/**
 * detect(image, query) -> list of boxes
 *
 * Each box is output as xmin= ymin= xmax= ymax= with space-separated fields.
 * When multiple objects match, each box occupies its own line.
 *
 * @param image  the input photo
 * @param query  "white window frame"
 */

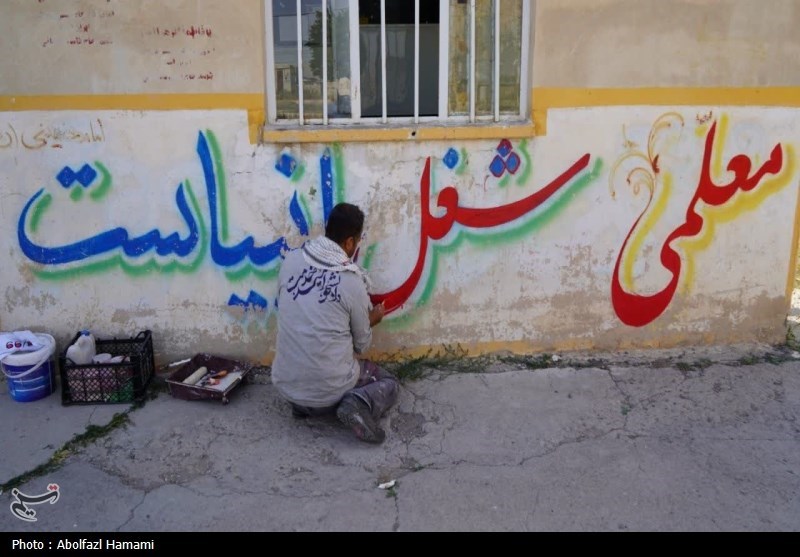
xmin=264 ymin=0 xmax=531 ymax=127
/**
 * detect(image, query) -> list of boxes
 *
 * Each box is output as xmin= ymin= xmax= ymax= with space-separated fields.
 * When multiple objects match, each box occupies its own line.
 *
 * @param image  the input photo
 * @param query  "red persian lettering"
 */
xmin=611 ymin=121 xmax=784 ymax=327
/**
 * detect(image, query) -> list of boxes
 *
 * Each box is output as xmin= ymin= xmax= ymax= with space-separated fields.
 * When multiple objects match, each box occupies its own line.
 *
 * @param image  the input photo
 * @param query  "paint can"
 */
xmin=1 ymin=334 xmax=57 ymax=402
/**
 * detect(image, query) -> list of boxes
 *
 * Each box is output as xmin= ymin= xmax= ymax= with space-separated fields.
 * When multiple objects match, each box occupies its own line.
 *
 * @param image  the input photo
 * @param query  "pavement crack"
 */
xmin=607 ymin=369 xmax=634 ymax=427
xmin=392 ymin=491 xmax=400 ymax=532
xmin=116 ymin=491 xmax=147 ymax=531
xmin=518 ymin=427 xmax=626 ymax=465
xmin=87 ymin=407 xmax=97 ymax=426
xmin=405 ymin=384 xmax=457 ymax=454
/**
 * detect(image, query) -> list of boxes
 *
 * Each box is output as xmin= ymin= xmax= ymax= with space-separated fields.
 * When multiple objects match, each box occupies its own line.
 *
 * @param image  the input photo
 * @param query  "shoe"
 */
xmin=336 ymin=395 xmax=386 ymax=444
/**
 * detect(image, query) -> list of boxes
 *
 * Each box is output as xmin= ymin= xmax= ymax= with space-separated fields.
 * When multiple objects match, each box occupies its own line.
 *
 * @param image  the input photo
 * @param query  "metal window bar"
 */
xmin=380 ymin=0 xmax=388 ymax=123
xmin=323 ymin=0 xmax=328 ymax=124
xmin=438 ymin=0 xmax=449 ymax=120
xmin=469 ymin=0 xmax=476 ymax=123
xmin=519 ymin=0 xmax=531 ymax=120
xmin=349 ymin=0 xmax=361 ymax=121
xmin=264 ymin=0 xmax=277 ymax=123
xmin=267 ymin=0 xmax=528 ymax=126
xmin=494 ymin=0 xmax=500 ymax=122
xmin=414 ymin=0 xmax=420 ymax=124
xmin=296 ymin=0 xmax=304 ymax=125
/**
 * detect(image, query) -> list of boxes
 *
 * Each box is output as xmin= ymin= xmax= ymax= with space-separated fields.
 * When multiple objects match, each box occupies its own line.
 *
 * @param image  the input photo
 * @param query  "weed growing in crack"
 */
xmin=0 ymin=381 xmax=165 ymax=494
xmin=786 ymin=326 xmax=800 ymax=352
xmin=694 ymin=358 xmax=713 ymax=369
xmin=517 ymin=354 xmax=557 ymax=370
xmin=382 ymin=353 xmax=434 ymax=383
xmin=738 ymin=354 xmax=760 ymax=366
xmin=676 ymin=359 xmax=713 ymax=373
xmin=764 ymin=353 xmax=780 ymax=365
xmin=582 ymin=358 xmax=612 ymax=370
xmin=379 ymin=342 xmax=793 ymax=385
xmin=381 ymin=344 xmax=474 ymax=382
xmin=0 ymin=412 xmax=131 ymax=494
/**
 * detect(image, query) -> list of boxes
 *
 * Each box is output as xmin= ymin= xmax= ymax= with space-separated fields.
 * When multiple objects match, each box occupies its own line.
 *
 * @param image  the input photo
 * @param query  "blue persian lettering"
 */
xmin=18 ymin=183 xmax=199 ymax=265
xmin=17 ymin=131 xmax=343 ymax=272
xmin=197 ymin=132 xmax=288 ymax=267
xmin=228 ymin=290 xmax=269 ymax=310
xmin=320 ymin=148 xmax=334 ymax=224
xmin=443 ymin=148 xmax=460 ymax=170
xmin=289 ymin=191 xmax=309 ymax=236
xmin=275 ymin=152 xmax=297 ymax=178
xmin=57 ymin=164 xmax=97 ymax=189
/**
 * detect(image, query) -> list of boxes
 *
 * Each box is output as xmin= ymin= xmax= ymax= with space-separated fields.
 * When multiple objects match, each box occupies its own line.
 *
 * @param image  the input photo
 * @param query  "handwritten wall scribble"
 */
xmin=9 ymin=1 xmax=258 ymax=91
xmin=0 ymin=119 xmax=106 ymax=151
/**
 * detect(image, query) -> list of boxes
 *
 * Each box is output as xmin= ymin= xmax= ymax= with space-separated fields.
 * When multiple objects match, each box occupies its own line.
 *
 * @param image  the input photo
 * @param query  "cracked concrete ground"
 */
xmin=1 ymin=341 xmax=798 ymax=532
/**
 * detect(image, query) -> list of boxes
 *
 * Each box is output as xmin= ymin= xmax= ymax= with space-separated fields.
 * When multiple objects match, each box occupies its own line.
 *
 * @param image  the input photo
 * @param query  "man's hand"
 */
xmin=369 ymin=302 xmax=385 ymax=327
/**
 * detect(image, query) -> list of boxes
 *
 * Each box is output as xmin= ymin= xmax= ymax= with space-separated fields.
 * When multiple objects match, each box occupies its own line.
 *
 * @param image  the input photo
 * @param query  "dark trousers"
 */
xmin=290 ymin=360 xmax=400 ymax=419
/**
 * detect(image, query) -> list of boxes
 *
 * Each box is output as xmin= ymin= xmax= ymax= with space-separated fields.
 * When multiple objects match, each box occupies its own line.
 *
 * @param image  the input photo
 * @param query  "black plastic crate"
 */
xmin=59 ymin=330 xmax=154 ymax=405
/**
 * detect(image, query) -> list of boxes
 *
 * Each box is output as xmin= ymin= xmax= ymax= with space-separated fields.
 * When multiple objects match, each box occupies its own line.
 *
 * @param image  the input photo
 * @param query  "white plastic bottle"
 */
xmin=66 ymin=330 xmax=96 ymax=365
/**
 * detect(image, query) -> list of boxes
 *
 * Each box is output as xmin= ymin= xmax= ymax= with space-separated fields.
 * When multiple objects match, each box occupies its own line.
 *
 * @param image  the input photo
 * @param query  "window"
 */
xmin=265 ymin=0 xmax=530 ymax=127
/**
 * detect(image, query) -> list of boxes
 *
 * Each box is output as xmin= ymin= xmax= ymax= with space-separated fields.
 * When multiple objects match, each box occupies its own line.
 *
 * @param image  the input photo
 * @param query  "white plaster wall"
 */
xmin=1 ymin=107 xmax=797 ymax=362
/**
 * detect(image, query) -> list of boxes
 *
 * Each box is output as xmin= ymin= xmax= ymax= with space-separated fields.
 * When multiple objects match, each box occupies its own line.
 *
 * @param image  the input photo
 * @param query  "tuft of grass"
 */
xmin=676 ymin=359 xmax=713 ymax=373
xmin=786 ymin=326 xmax=800 ymax=352
xmin=765 ymin=352 xmax=786 ymax=365
xmin=738 ymin=354 xmax=759 ymax=366
xmin=510 ymin=353 xmax=557 ymax=370
xmin=382 ymin=353 xmax=434 ymax=383
xmin=381 ymin=344 xmax=472 ymax=382
xmin=694 ymin=358 xmax=713 ymax=370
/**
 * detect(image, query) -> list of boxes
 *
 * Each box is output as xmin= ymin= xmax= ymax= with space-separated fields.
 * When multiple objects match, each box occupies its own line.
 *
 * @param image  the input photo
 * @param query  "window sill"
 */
xmin=260 ymin=121 xmax=536 ymax=144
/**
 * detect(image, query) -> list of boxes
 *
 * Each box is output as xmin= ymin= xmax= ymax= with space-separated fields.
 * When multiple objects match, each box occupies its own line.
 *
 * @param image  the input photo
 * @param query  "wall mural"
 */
xmin=11 ymin=111 xmax=797 ymax=333
xmin=609 ymin=112 xmax=794 ymax=327
xmin=369 ymin=151 xmax=596 ymax=314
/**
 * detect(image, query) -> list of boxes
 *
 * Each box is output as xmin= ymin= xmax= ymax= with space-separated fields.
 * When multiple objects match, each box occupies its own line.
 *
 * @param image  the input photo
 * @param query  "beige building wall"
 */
xmin=1 ymin=1 xmax=799 ymax=363
xmin=534 ymin=0 xmax=800 ymax=88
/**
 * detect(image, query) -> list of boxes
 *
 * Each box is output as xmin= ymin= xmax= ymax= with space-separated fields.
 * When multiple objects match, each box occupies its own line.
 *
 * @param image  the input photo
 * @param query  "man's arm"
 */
xmin=369 ymin=302 xmax=385 ymax=327
xmin=348 ymin=280 xmax=374 ymax=355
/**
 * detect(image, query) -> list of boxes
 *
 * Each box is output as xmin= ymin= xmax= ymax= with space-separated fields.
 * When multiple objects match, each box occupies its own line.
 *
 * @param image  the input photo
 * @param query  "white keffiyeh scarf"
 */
xmin=302 ymin=236 xmax=372 ymax=290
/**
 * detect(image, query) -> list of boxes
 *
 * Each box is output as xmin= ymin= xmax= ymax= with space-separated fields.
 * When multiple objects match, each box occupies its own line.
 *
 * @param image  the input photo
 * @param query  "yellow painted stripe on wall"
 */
xmin=533 ymin=87 xmax=800 ymax=136
xmin=4 ymin=87 xmax=799 ymax=144
xmin=0 ymin=94 xmax=265 ymax=144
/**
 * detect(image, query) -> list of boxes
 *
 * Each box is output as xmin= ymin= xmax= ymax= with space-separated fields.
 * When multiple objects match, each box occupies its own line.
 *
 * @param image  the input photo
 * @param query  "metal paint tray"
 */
xmin=166 ymin=353 xmax=253 ymax=405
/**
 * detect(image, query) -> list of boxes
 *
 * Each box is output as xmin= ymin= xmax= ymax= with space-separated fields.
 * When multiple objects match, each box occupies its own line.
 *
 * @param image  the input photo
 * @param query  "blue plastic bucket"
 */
xmin=1 ymin=334 xmax=56 ymax=402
